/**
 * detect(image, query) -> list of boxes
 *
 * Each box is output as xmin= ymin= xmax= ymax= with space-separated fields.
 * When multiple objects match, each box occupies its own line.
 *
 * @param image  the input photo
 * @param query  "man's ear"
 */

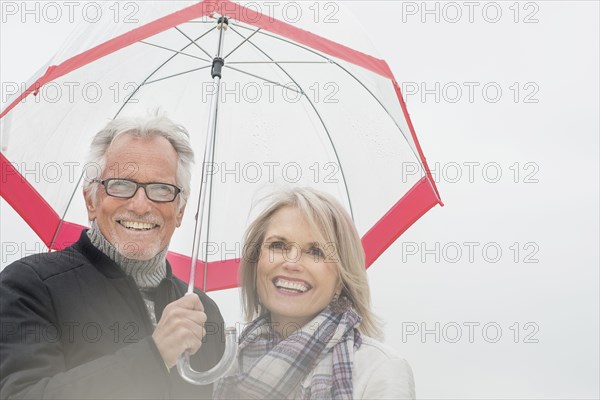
xmin=84 ymin=190 xmax=97 ymax=221
xmin=175 ymin=202 xmax=186 ymax=228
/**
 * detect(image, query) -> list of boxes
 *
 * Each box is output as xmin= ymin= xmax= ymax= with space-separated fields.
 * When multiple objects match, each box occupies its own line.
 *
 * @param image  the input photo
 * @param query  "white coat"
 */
xmin=300 ymin=336 xmax=416 ymax=399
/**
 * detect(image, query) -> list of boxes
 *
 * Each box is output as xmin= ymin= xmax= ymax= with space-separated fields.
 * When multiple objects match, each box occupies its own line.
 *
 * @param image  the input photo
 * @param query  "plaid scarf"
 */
xmin=213 ymin=307 xmax=362 ymax=399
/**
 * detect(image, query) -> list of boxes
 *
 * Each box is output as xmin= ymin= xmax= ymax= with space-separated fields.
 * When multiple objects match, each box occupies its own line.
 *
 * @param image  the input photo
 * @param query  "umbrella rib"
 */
xmin=226 ymin=61 xmax=328 ymax=64
xmin=139 ymin=40 xmax=211 ymax=62
xmin=231 ymin=22 xmax=431 ymax=187
xmin=112 ymin=29 xmax=216 ymax=118
xmin=223 ymin=26 xmax=262 ymax=60
xmin=222 ymin=65 xmax=303 ymax=94
xmin=230 ymin=22 xmax=328 ymax=62
xmin=227 ymin=25 xmax=355 ymax=219
xmin=49 ymin=174 xmax=87 ymax=251
xmin=226 ymin=24 xmax=329 ymax=69
xmin=144 ymin=65 xmax=211 ymax=86
xmin=330 ymin=61 xmax=431 ymax=184
xmin=175 ymin=26 xmax=213 ymax=59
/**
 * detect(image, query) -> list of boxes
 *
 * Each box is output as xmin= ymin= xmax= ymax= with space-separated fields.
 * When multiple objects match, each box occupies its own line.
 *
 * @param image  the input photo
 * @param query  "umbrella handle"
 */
xmin=177 ymin=326 xmax=237 ymax=385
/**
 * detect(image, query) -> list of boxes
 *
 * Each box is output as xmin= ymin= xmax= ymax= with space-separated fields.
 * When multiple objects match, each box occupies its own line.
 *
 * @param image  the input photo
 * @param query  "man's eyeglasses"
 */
xmin=92 ymin=178 xmax=182 ymax=203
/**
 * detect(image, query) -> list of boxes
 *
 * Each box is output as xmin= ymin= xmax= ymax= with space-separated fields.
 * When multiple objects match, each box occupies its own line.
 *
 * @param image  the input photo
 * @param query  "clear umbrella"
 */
xmin=0 ymin=0 xmax=443 ymax=384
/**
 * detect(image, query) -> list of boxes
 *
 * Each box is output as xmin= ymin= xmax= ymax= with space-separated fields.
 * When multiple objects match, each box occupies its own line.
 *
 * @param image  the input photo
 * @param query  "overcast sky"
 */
xmin=1 ymin=1 xmax=599 ymax=398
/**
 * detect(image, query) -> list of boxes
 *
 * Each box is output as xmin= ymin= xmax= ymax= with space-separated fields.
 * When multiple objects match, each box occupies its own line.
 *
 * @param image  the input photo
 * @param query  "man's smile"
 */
xmin=117 ymin=220 xmax=159 ymax=231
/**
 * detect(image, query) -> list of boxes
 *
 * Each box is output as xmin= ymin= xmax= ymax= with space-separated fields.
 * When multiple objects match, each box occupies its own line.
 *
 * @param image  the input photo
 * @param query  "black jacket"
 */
xmin=0 ymin=231 xmax=225 ymax=399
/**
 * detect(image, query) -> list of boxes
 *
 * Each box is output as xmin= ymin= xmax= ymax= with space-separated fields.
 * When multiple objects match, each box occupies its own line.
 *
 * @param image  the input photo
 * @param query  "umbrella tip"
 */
xmin=217 ymin=16 xmax=229 ymax=30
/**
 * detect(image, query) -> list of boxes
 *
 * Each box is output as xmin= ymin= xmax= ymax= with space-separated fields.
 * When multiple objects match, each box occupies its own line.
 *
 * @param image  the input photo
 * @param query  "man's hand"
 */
xmin=152 ymin=293 xmax=207 ymax=369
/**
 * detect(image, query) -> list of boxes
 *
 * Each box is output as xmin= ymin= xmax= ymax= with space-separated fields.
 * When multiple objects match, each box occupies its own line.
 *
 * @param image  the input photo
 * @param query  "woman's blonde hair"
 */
xmin=239 ymin=187 xmax=382 ymax=339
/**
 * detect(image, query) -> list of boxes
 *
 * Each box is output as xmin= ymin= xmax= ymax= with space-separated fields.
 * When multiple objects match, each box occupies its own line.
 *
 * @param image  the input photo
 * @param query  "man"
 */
xmin=0 ymin=115 xmax=225 ymax=399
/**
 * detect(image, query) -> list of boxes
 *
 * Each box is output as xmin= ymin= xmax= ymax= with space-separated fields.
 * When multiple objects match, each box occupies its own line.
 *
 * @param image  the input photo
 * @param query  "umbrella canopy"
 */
xmin=0 ymin=0 xmax=442 ymax=292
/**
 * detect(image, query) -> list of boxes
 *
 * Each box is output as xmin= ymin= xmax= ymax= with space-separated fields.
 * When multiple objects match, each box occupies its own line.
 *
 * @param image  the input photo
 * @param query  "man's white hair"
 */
xmin=82 ymin=114 xmax=195 ymax=210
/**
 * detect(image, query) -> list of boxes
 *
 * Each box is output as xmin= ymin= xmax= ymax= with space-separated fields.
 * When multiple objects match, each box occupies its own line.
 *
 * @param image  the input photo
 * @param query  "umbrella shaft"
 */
xmin=188 ymin=19 xmax=228 ymax=294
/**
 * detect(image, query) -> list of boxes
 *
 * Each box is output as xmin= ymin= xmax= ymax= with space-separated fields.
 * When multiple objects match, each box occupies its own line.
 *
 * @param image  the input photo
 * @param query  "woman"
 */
xmin=214 ymin=187 xmax=415 ymax=399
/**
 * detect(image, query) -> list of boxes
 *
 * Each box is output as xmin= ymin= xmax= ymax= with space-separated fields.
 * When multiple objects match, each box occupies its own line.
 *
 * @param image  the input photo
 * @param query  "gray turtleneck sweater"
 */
xmin=87 ymin=222 xmax=167 ymax=326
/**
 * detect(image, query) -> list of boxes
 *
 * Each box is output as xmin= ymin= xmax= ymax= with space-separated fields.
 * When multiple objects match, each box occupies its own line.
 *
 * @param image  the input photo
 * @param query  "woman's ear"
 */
xmin=336 ymin=277 xmax=343 ymax=296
